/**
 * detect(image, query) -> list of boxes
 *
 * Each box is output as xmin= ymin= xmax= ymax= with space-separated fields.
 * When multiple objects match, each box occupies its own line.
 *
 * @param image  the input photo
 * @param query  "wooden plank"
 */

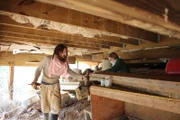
xmin=0 ymin=0 xmax=158 ymax=42
xmin=0 ymin=35 xmax=100 ymax=50
xmin=0 ymin=52 xmax=76 ymax=66
xmin=125 ymin=103 xmax=180 ymax=120
xmin=0 ymin=31 xmax=101 ymax=48
xmin=1 ymin=15 xmax=180 ymax=49
xmin=92 ymin=48 xmax=180 ymax=61
xmin=116 ymin=48 xmax=180 ymax=60
xmin=103 ymin=46 xmax=180 ymax=60
xmin=90 ymin=86 xmax=180 ymax=114
xmin=36 ymin=0 xmax=180 ymax=39
xmin=112 ymin=76 xmax=180 ymax=99
xmin=91 ymin=73 xmax=180 ymax=99
xmin=0 ymin=52 xmax=45 ymax=66
xmin=8 ymin=64 xmax=14 ymax=100
xmin=0 ymin=15 xmax=140 ymax=46
xmin=0 ymin=24 xmax=128 ymax=48
xmin=91 ymin=94 xmax=125 ymax=120
xmin=0 ymin=38 xmax=100 ymax=50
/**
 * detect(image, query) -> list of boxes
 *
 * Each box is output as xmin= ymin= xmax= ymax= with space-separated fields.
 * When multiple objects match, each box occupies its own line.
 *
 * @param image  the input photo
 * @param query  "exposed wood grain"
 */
xmin=0 ymin=33 xmax=101 ymax=50
xmin=0 ymin=16 xmax=138 ymax=48
xmin=36 ymin=0 xmax=180 ymax=39
xmin=8 ymin=64 xmax=14 ymax=100
xmin=91 ymin=73 xmax=180 ymax=99
xmin=91 ymin=47 xmax=180 ymax=61
xmin=91 ymin=94 xmax=125 ymax=120
xmin=1 ymin=15 xmax=180 ymax=51
xmin=0 ymin=0 xmax=158 ymax=42
xmin=0 ymin=15 xmax=140 ymax=46
xmin=0 ymin=52 xmax=76 ymax=66
xmin=125 ymin=103 xmax=180 ymax=120
xmin=91 ymin=86 xmax=180 ymax=114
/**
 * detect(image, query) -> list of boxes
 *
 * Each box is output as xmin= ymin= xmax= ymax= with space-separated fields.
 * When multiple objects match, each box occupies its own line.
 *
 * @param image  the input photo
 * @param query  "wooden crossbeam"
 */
xmin=0 ymin=52 xmax=76 ymax=66
xmin=0 ymin=36 xmax=100 ymax=50
xmin=91 ymin=47 xmax=180 ymax=61
xmin=0 ymin=30 xmax=104 ymax=49
xmin=1 ymin=19 xmax=180 ymax=51
xmin=36 ymin=0 xmax=180 ymax=39
xmin=0 ymin=17 xmax=136 ymax=48
xmin=0 ymin=15 xmax=140 ymax=46
xmin=91 ymin=73 xmax=180 ymax=99
xmin=0 ymin=0 xmax=158 ymax=42
xmin=116 ymin=48 xmax=180 ymax=60
xmin=0 ymin=23 xmax=128 ymax=48
xmin=91 ymin=86 xmax=180 ymax=114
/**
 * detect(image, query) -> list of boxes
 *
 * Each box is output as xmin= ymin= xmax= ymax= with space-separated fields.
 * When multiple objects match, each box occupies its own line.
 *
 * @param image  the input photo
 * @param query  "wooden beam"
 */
xmin=0 ymin=15 xmax=139 ymax=46
xmin=91 ymin=94 xmax=124 ymax=120
xmin=91 ymin=86 xmax=180 ymax=114
xmin=0 ymin=31 xmax=99 ymax=47
xmin=0 ymin=25 xmax=125 ymax=48
xmin=91 ymin=48 xmax=180 ymax=61
xmin=1 ymin=13 xmax=177 ymax=49
xmin=116 ymin=48 xmax=180 ymax=60
xmin=0 ymin=32 xmax=101 ymax=50
xmin=0 ymin=38 xmax=100 ymax=50
xmin=0 ymin=0 xmax=158 ymax=42
xmin=0 ymin=52 xmax=76 ymax=66
xmin=91 ymin=73 xmax=180 ymax=99
xmin=0 ymin=52 xmax=45 ymax=66
xmin=36 ymin=0 xmax=180 ymax=39
xmin=109 ymin=48 xmax=180 ymax=60
xmin=126 ymin=103 xmax=180 ymax=120
xmin=0 ymin=23 xmax=126 ymax=48
xmin=8 ymin=63 xmax=14 ymax=100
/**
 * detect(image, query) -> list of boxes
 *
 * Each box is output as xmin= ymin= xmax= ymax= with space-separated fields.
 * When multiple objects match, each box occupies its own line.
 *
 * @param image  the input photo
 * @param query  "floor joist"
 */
xmin=37 ymin=0 xmax=180 ymax=39
xmin=91 ymin=86 xmax=180 ymax=114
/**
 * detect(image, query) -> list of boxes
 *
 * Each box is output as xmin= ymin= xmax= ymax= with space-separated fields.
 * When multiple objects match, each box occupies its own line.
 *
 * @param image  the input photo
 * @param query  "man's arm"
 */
xmin=67 ymin=68 xmax=82 ymax=81
xmin=31 ymin=56 xmax=47 ymax=87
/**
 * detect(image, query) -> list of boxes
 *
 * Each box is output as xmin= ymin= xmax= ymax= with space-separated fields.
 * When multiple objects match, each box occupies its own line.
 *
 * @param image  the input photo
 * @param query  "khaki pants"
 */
xmin=40 ymin=83 xmax=61 ymax=114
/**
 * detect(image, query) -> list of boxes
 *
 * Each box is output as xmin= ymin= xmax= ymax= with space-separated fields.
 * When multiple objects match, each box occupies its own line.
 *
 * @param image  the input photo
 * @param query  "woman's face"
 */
xmin=108 ymin=57 xmax=116 ymax=65
xmin=108 ymin=57 xmax=114 ymax=62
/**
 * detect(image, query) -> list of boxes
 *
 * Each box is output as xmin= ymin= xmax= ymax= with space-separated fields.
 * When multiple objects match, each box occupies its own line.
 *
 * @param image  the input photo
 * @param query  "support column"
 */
xmin=8 ymin=62 xmax=14 ymax=100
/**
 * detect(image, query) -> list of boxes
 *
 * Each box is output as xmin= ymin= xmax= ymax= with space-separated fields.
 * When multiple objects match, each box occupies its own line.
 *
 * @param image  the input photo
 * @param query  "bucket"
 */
xmin=104 ymin=76 xmax=112 ymax=87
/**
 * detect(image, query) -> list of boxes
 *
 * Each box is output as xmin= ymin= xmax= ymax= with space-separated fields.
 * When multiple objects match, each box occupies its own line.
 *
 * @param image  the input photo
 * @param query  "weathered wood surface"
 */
xmin=91 ymin=73 xmax=180 ymax=99
xmin=8 ymin=65 xmax=14 ymax=100
xmin=0 ymin=0 xmax=158 ymax=42
xmin=91 ymin=94 xmax=125 ymax=120
xmin=91 ymin=86 xmax=180 ymax=114
xmin=0 ymin=15 xmax=140 ymax=46
xmin=125 ymin=103 xmax=180 ymax=120
xmin=36 ymin=0 xmax=180 ymax=39
xmin=92 ymin=48 xmax=180 ymax=61
xmin=0 ymin=52 xmax=76 ymax=66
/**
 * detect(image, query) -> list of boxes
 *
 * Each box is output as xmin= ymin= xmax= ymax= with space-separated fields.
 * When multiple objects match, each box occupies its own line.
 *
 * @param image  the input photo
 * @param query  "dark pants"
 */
xmin=44 ymin=113 xmax=58 ymax=120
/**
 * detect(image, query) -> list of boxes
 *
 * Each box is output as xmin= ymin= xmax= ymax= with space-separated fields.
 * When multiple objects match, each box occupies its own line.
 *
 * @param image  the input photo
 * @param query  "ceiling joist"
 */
xmin=0 ymin=15 xmax=140 ymax=47
xmin=36 ymin=0 xmax=180 ymax=39
xmin=0 ymin=0 xmax=158 ymax=43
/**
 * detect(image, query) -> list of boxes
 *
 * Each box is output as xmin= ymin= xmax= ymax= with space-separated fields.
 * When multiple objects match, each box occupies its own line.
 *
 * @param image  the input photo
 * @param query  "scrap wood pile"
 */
xmin=0 ymin=93 xmax=90 ymax=120
xmin=59 ymin=98 xmax=90 ymax=120
xmin=0 ymin=94 xmax=42 ymax=120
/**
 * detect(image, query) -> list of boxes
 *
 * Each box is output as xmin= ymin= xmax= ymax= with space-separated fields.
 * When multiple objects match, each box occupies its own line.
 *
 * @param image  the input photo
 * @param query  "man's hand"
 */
xmin=30 ymin=81 xmax=41 ymax=90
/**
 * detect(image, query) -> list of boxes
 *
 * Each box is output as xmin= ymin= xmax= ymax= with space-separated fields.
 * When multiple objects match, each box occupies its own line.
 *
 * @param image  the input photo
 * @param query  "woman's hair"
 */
xmin=108 ymin=52 xmax=119 ymax=59
xmin=53 ymin=44 xmax=68 ymax=62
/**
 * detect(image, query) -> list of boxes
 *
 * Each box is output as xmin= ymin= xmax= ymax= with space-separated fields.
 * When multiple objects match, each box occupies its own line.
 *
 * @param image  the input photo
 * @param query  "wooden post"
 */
xmin=8 ymin=62 xmax=14 ymax=100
